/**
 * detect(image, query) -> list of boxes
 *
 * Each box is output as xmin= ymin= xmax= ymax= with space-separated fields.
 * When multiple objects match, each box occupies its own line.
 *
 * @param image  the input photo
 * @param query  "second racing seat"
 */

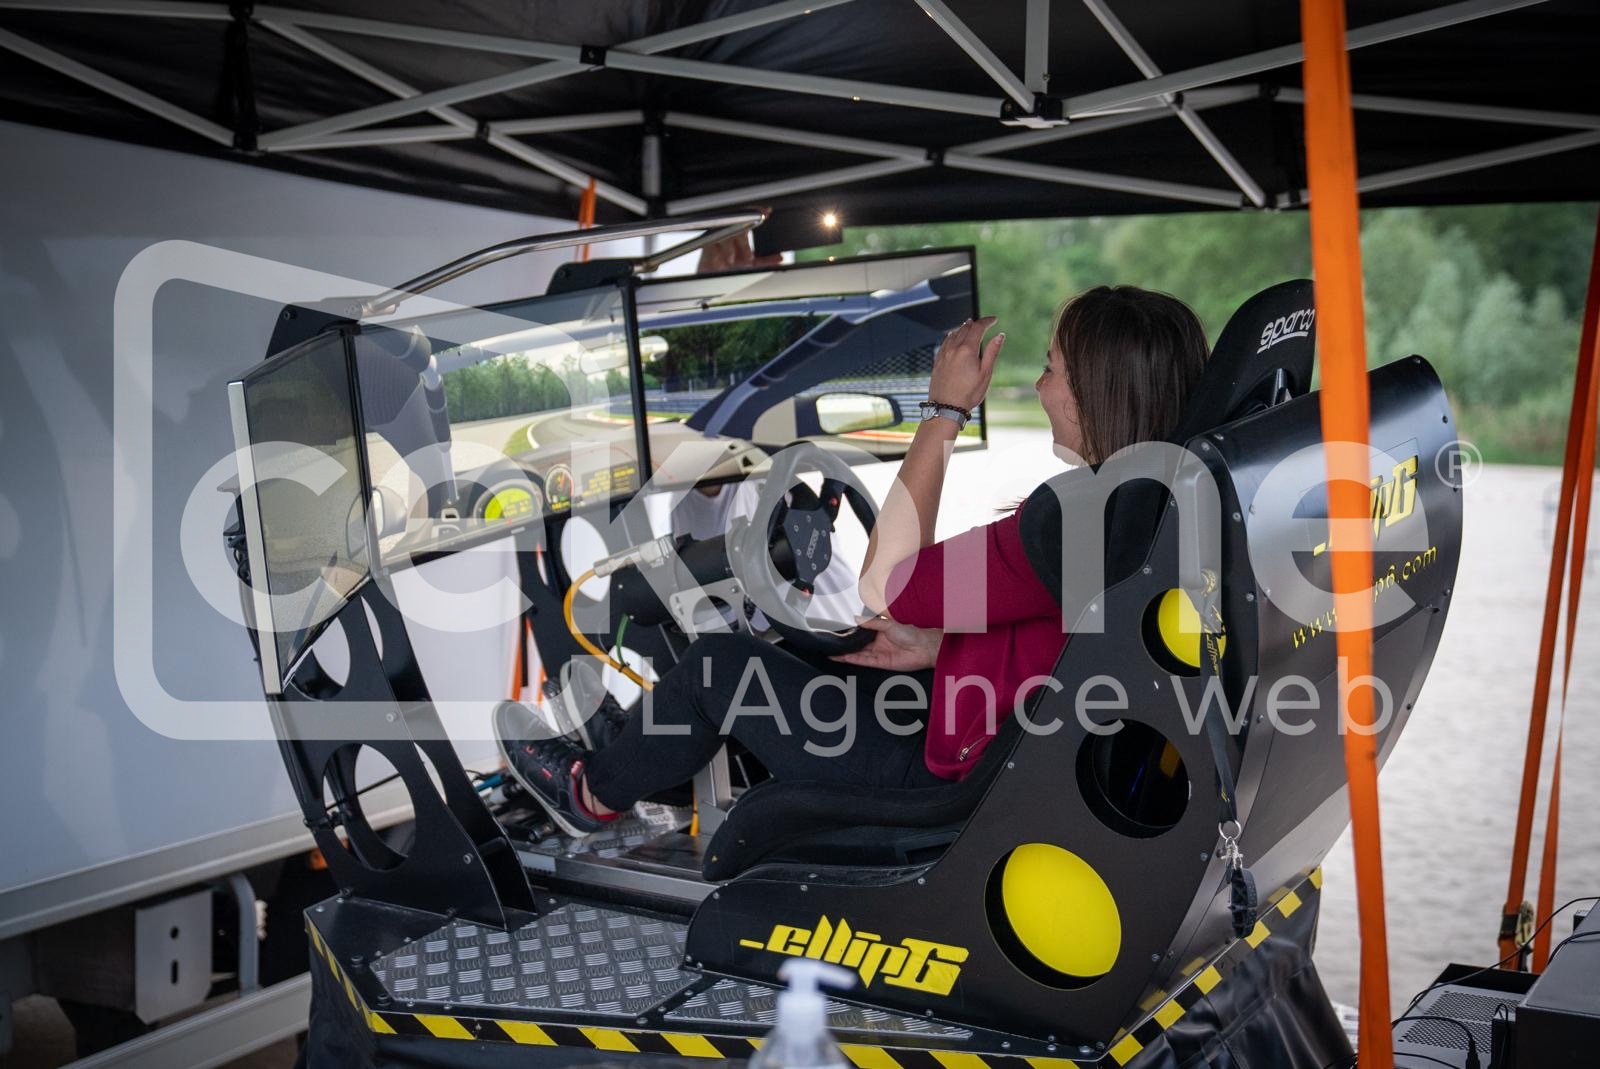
xmin=703 ymin=280 xmax=1323 ymax=880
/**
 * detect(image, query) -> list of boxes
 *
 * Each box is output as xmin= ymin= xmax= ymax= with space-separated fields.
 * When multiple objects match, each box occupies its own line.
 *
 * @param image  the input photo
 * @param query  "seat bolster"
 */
xmin=702 ymin=778 xmax=981 ymax=881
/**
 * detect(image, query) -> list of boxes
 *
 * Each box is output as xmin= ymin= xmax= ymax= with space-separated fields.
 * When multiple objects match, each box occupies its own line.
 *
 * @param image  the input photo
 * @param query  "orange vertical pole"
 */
xmin=576 ymin=177 xmax=598 ymax=263
xmin=1529 ymin=218 xmax=1600 ymax=969
xmin=1299 ymin=1 xmax=1394 ymax=1065
xmin=1500 ymin=217 xmax=1600 ymax=968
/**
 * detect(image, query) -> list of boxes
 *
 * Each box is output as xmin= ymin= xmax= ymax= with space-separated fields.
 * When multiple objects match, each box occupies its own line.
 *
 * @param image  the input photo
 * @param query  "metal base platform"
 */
xmin=369 ymin=902 xmax=971 ymax=1043
xmin=308 ymin=890 xmax=1070 ymax=1067
xmin=304 ymin=869 xmax=1337 ymax=1069
xmin=506 ymin=802 xmax=714 ymax=906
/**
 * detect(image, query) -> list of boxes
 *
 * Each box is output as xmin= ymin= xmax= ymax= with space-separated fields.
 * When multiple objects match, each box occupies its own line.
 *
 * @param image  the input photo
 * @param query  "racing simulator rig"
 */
xmin=225 ymin=220 xmax=1462 ymax=1069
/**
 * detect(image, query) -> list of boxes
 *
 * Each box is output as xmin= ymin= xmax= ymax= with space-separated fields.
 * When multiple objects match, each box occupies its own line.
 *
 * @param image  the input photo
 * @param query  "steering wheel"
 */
xmin=728 ymin=442 xmax=878 ymax=656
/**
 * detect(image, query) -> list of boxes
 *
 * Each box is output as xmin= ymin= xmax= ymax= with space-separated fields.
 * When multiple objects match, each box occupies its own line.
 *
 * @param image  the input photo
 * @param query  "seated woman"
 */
xmin=504 ymin=286 xmax=1211 ymax=836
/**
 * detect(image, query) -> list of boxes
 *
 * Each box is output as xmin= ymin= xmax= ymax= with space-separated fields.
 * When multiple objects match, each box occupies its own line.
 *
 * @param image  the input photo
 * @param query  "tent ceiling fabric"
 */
xmin=0 ymin=0 xmax=1594 ymax=227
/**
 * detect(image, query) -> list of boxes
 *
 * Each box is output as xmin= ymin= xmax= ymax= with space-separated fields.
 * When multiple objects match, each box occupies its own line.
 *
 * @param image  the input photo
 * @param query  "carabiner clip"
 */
xmin=1218 ymin=820 xmax=1245 ymax=870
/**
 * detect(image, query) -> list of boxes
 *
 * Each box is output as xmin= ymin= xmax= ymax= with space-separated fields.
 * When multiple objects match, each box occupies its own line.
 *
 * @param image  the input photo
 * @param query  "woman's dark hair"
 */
xmin=1053 ymin=285 xmax=1210 ymax=464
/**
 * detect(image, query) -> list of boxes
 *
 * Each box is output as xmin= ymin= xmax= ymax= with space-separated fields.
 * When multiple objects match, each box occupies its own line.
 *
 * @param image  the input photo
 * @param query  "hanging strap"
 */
xmin=1196 ymin=590 xmax=1256 ymax=939
xmin=1528 ymin=218 xmax=1600 ymax=969
xmin=1500 ymin=216 xmax=1600 ymax=968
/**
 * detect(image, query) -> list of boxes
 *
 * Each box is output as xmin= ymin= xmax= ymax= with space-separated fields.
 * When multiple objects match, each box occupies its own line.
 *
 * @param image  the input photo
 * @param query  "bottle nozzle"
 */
xmin=774 ymin=959 xmax=854 ymax=1035
xmin=777 ymin=959 xmax=855 ymax=994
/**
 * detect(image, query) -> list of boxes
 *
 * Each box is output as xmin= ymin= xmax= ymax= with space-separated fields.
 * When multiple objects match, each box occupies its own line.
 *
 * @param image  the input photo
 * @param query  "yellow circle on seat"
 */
xmin=1156 ymin=588 xmax=1225 ymax=669
xmin=999 ymin=843 xmax=1121 ymax=979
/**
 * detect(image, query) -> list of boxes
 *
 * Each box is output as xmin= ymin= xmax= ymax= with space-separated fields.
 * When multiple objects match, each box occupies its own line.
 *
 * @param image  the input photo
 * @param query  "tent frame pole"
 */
xmin=1282 ymin=128 xmax=1600 ymax=204
xmin=258 ymin=21 xmax=644 ymax=214
xmin=912 ymin=0 xmax=1036 ymax=111
xmin=1274 ymin=88 xmax=1600 ymax=130
xmin=247 ymin=0 xmax=851 ymax=62
xmin=0 ymin=25 xmax=234 ymax=145
xmin=1355 ymin=130 xmax=1600 ymax=194
xmin=664 ymin=112 xmax=929 ymax=162
xmin=958 ymin=85 xmax=1264 ymax=152
xmin=0 ymin=0 xmax=227 ymax=16
xmin=660 ymin=106 xmax=1254 ymax=212
xmin=1080 ymin=0 xmax=1267 ymax=206
xmin=0 ymin=0 xmax=1550 ymax=131
xmin=667 ymin=160 xmax=929 ymax=215
xmin=264 ymin=112 xmax=646 ymax=153
xmin=943 ymin=151 xmax=1244 ymax=207
xmin=600 ymin=51 xmax=1002 ymax=118
xmin=1024 ymin=0 xmax=1050 ymax=93
xmin=255 ymin=61 xmax=586 ymax=150
xmin=0 ymin=0 xmax=1584 ymax=217
xmin=1066 ymin=0 xmax=1547 ymax=116
xmin=254 ymin=0 xmax=854 ymax=149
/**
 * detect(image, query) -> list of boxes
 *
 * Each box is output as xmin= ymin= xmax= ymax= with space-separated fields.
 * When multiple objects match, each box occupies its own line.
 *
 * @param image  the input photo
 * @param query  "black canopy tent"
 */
xmin=7 ymin=4 xmax=1598 ymax=1068
xmin=0 ymin=0 xmax=1594 ymax=240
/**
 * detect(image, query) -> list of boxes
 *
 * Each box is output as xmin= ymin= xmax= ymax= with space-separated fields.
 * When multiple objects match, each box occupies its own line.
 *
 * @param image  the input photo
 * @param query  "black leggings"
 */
xmin=586 ymin=631 xmax=947 ymax=811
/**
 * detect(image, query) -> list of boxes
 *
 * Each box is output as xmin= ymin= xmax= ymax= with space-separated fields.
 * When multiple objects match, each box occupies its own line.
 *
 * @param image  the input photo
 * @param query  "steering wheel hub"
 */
xmin=728 ymin=443 xmax=879 ymax=656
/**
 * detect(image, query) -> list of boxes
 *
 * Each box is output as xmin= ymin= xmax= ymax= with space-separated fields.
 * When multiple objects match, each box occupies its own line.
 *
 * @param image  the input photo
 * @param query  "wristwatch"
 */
xmin=919 ymin=400 xmax=971 ymax=430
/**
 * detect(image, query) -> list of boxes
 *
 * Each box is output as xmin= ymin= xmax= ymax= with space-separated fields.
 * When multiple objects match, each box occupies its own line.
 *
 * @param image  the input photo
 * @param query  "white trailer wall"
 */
xmin=0 ymin=119 xmax=584 ymax=920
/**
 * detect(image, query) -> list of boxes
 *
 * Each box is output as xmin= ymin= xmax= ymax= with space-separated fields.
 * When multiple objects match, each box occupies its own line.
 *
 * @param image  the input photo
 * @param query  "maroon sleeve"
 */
xmin=885 ymin=511 xmax=1060 ymax=631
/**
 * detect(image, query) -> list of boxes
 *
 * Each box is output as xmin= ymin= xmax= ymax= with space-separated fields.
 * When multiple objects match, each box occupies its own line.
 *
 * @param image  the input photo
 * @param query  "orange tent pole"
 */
xmin=576 ymin=176 xmax=598 ymax=263
xmin=1529 ymin=217 xmax=1600 ymax=969
xmin=1500 ymin=217 xmax=1600 ymax=967
xmin=1299 ymin=1 xmax=1393 ymax=1064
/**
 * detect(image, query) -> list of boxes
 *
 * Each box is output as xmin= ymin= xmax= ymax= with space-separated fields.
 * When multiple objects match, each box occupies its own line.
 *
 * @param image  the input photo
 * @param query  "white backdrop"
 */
xmin=0 ymin=119 xmax=600 ymax=890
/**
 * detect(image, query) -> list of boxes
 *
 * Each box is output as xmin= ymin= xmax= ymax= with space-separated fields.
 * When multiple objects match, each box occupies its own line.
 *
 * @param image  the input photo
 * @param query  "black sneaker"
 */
xmin=548 ymin=660 xmax=634 ymax=751
xmin=585 ymin=694 xmax=634 ymax=751
xmin=497 ymin=731 xmax=613 ymax=838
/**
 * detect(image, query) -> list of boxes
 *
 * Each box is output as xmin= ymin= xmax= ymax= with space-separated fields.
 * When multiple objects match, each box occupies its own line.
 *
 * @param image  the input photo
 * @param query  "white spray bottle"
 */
xmin=748 ymin=959 xmax=856 ymax=1069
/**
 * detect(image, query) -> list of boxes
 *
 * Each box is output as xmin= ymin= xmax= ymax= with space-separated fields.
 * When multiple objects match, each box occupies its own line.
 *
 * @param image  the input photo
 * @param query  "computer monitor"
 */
xmin=227 ymin=248 xmax=984 ymax=687
xmin=634 ymin=248 xmax=982 ymax=488
xmin=228 ymin=331 xmax=371 ymax=693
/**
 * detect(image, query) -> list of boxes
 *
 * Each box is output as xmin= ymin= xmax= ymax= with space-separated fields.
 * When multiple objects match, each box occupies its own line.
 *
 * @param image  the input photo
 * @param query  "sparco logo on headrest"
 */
xmin=1257 ymin=308 xmax=1315 ymax=353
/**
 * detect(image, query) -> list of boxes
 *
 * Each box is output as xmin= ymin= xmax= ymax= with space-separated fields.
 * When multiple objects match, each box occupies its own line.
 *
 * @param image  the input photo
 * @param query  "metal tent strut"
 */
xmin=357 ymin=209 xmax=769 ymax=318
xmin=0 ymin=0 xmax=1592 ymax=217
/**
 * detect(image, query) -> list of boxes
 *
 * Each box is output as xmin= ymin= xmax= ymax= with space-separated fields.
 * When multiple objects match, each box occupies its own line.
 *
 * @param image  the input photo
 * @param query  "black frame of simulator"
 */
xmin=223 ymin=214 xmax=1465 ymax=1069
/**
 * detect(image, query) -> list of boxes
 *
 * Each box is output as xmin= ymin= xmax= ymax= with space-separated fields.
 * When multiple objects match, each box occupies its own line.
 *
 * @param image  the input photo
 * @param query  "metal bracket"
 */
xmin=998 ymin=93 xmax=1067 ymax=129
xmin=666 ymin=575 xmax=750 ymax=637
xmin=544 ymin=257 xmax=635 ymax=295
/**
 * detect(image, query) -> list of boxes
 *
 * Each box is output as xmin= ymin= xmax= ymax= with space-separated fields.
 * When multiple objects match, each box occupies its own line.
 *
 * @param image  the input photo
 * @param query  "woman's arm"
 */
xmin=859 ymin=317 xmax=1004 ymax=615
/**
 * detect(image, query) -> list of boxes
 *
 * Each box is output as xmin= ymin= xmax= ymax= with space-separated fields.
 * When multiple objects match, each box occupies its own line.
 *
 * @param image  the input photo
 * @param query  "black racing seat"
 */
xmin=703 ymin=281 xmax=1321 ymax=880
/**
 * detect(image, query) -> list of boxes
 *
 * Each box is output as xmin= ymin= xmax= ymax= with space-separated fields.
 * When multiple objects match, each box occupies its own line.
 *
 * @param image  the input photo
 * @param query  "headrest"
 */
xmin=1170 ymin=279 xmax=1316 ymax=441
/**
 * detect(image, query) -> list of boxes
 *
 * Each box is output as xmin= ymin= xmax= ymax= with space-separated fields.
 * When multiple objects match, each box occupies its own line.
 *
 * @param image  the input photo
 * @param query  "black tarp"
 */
xmin=0 ymin=0 xmax=1594 ymax=230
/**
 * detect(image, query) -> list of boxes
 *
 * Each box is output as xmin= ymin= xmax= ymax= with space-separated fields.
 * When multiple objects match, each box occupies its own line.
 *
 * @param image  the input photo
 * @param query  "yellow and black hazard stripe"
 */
xmin=1103 ymin=869 xmax=1323 ymax=1067
xmin=306 ymin=934 xmax=1093 ymax=1069
xmin=368 ymin=1016 xmax=1095 ymax=1069
xmin=305 ymin=869 xmax=1321 ymax=1069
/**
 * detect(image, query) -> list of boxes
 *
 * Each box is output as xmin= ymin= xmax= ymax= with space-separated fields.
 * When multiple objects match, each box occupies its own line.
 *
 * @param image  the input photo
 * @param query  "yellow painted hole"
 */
xmin=1155 ymin=588 xmax=1224 ymax=670
xmin=997 ymin=843 xmax=1121 ymax=981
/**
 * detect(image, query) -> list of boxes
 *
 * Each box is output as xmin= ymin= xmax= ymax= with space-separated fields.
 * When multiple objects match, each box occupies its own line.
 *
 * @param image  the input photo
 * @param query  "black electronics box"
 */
xmin=1393 ymin=965 xmax=1534 ymax=1068
xmin=1512 ymin=906 xmax=1600 ymax=1066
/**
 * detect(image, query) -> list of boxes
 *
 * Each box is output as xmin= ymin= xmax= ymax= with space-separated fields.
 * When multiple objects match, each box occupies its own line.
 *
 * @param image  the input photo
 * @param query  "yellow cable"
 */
xmin=563 ymin=569 xmax=654 ymax=692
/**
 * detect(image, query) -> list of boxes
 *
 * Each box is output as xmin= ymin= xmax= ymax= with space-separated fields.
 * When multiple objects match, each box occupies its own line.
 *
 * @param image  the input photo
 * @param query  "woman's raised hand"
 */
xmin=926 ymin=316 xmax=1005 ymax=413
xmin=830 ymin=615 xmax=943 ymax=671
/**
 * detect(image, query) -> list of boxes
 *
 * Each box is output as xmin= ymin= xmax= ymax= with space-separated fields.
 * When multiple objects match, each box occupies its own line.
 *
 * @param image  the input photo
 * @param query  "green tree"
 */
xmin=800 ymin=201 xmax=1593 ymax=463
